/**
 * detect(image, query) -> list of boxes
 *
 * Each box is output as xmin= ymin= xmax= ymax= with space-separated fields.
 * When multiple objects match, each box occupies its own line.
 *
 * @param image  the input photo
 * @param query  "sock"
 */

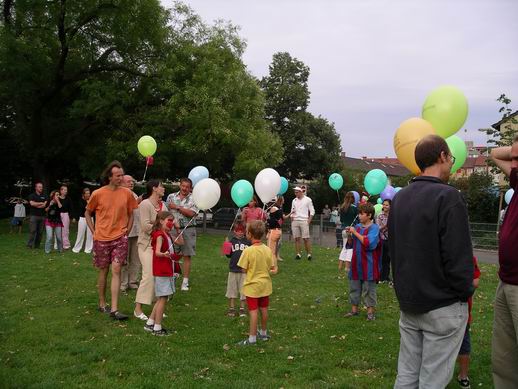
xmin=153 ymin=324 xmax=162 ymax=331
xmin=259 ymin=329 xmax=267 ymax=336
xmin=182 ymin=278 xmax=189 ymax=286
xmin=146 ymin=319 xmax=155 ymax=326
xmin=248 ymin=335 xmax=257 ymax=343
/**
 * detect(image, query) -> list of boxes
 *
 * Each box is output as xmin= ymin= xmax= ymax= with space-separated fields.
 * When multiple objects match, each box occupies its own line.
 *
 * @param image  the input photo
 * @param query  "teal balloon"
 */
xmin=445 ymin=135 xmax=467 ymax=173
xmin=374 ymin=203 xmax=383 ymax=217
xmin=278 ymin=177 xmax=289 ymax=195
xmin=328 ymin=173 xmax=344 ymax=190
xmin=377 ymin=198 xmax=382 ymax=204
xmin=231 ymin=180 xmax=254 ymax=208
xmin=364 ymin=169 xmax=388 ymax=196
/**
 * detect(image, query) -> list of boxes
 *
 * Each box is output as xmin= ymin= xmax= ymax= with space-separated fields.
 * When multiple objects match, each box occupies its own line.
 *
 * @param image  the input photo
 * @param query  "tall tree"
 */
xmin=261 ymin=52 xmax=341 ymax=180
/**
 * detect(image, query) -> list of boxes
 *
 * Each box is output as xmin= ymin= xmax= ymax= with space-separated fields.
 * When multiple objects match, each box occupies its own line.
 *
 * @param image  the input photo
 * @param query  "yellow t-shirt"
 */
xmin=237 ymin=244 xmax=273 ymax=298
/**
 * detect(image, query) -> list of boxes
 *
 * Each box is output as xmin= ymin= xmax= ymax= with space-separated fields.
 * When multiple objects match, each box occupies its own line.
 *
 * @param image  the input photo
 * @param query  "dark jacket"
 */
xmin=226 ymin=236 xmax=251 ymax=273
xmin=388 ymin=176 xmax=474 ymax=313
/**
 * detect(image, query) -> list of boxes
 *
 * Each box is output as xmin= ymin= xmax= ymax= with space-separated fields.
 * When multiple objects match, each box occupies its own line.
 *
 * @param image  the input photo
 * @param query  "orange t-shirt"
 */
xmin=87 ymin=186 xmax=138 ymax=241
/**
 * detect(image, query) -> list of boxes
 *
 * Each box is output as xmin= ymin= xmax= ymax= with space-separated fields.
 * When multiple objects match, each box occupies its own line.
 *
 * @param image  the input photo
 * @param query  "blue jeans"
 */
xmin=45 ymin=225 xmax=63 ymax=253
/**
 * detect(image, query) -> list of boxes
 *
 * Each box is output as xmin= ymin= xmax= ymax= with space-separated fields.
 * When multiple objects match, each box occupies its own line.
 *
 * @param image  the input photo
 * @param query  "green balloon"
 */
xmin=377 ymin=198 xmax=382 ymax=204
xmin=364 ymin=169 xmax=388 ymax=196
xmin=231 ymin=179 xmax=254 ymax=208
xmin=374 ymin=203 xmax=383 ymax=217
xmin=328 ymin=173 xmax=344 ymax=190
xmin=137 ymin=135 xmax=157 ymax=157
xmin=422 ymin=86 xmax=468 ymax=138
xmin=446 ymin=135 xmax=467 ymax=173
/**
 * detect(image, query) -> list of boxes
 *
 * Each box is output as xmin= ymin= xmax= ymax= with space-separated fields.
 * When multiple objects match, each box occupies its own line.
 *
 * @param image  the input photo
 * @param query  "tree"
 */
xmin=0 ymin=1 xmax=282 ymax=188
xmin=260 ymin=52 xmax=341 ymax=180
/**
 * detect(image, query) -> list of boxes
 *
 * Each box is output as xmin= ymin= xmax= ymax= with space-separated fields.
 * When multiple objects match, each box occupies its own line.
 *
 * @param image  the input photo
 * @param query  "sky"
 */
xmin=161 ymin=0 xmax=518 ymax=157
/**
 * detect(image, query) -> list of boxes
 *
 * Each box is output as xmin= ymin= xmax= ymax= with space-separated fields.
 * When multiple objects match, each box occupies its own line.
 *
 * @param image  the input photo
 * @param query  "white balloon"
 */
xmin=505 ymin=188 xmax=514 ymax=205
xmin=254 ymin=168 xmax=281 ymax=203
xmin=192 ymin=178 xmax=221 ymax=211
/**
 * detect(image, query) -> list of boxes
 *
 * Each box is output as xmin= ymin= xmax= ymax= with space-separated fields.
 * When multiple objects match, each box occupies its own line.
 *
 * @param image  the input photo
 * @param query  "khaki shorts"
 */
xmin=226 ymin=272 xmax=246 ymax=300
xmin=292 ymin=220 xmax=310 ymax=239
xmin=179 ymin=227 xmax=196 ymax=257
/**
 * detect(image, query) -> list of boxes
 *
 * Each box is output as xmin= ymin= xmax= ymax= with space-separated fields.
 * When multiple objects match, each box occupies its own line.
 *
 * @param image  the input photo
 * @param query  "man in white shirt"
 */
xmin=290 ymin=186 xmax=315 ymax=260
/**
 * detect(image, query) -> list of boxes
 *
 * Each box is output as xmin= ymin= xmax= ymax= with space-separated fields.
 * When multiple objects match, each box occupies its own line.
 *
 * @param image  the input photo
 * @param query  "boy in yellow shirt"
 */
xmin=237 ymin=220 xmax=278 ymax=346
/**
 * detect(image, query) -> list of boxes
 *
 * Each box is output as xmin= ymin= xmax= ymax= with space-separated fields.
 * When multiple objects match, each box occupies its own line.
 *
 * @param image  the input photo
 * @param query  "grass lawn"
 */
xmin=0 ymin=225 xmax=497 ymax=388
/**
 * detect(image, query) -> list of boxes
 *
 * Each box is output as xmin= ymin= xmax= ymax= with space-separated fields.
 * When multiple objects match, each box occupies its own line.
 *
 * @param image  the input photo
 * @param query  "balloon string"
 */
xmin=227 ymin=207 xmax=241 ymax=237
xmin=142 ymin=161 xmax=149 ymax=182
xmin=172 ymin=213 xmax=197 ymax=245
xmin=336 ymin=190 xmax=341 ymax=204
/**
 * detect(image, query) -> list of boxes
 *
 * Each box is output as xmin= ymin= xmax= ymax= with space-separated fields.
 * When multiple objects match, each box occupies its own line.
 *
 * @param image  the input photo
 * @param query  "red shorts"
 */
xmin=92 ymin=235 xmax=128 ymax=269
xmin=246 ymin=296 xmax=269 ymax=311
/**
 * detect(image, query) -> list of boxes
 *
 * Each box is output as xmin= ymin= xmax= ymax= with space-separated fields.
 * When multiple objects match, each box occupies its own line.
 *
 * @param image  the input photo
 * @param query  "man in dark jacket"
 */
xmin=389 ymin=134 xmax=474 ymax=388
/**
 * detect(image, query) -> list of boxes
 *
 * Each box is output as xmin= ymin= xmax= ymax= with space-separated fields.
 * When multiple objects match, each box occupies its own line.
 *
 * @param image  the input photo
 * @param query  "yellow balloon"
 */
xmin=394 ymin=118 xmax=436 ymax=174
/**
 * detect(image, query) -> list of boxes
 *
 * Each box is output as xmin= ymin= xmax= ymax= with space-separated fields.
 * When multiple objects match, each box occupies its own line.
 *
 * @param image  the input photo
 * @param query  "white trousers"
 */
xmin=72 ymin=217 xmax=93 ymax=253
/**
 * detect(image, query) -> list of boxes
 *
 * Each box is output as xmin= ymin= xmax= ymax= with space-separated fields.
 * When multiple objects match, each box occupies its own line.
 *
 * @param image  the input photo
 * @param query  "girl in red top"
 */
xmin=144 ymin=211 xmax=183 ymax=336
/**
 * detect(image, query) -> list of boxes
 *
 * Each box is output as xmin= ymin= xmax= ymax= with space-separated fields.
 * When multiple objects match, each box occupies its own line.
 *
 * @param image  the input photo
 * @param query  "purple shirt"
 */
xmin=499 ymin=168 xmax=518 ymax=285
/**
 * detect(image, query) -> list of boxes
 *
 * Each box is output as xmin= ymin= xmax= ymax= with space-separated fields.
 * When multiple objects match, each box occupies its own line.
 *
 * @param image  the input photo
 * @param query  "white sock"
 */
xmin=248 ymin=335 xmax=257 ymax=343
xmin=146 ymin=319 xmax=155 ymax=326
xmin=259 ymin=329 xmax=267 ymax=336
xmin=153 ymin=324 xmax=162 ymax=331
xmin=182 ymin=278 xmax=189 ymax=286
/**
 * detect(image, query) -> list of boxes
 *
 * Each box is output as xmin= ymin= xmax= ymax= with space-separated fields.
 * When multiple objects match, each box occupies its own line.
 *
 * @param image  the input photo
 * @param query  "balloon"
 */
xmin=505 ymin=189 xmax=514 ymax=205
xmin=380 ymin=185 xmax=396 ymax=201
xmin=254 ymin=168 xmax=281 ymax=203
xmin=377 ymin=198 xmax=382 ymax=204
xmin=394 ymin=187 xmax=402 ymax=193
xmin=364 ymin=169 xmax=388 ymax=196
xmin=352 ymin=191 xmax=360 ymax=205
xmin=137 ymin=135 xmax=157 ymax=157
xmin=360 ymin=195 xmax=369 ymax=204
xmin=188 ymin=166 xmax=209 ymax=187
xmin=192 ymin=178 xmax=220 ymax=210
xmin=328 ymin=173 xmax=344 ymax=191
xmin=279 ymin=177 xmax=289 ymax=195
xmin=445 ymin=135 xmax=467 ymax=173
xmin=394 ymin=118 xmax=436 ymax=174
xmin=422 ymin=86 xmax=468 ymax=138
xmin=146 ymin=156 xmax=154 ymax=166
xmin=374 ymin=203 xmax=383 ymax=217
xmin=231 ymin=180 xmax=254 ymax=208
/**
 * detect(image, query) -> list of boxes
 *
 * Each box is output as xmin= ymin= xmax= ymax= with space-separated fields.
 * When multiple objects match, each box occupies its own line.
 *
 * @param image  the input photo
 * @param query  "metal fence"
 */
xmin=197 ymin=212 xmax=499 ymax=252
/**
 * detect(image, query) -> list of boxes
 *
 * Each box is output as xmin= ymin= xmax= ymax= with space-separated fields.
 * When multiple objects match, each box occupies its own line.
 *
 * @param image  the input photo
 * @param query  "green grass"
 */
xmin=0 ymin=224 xmax=497 ymax=388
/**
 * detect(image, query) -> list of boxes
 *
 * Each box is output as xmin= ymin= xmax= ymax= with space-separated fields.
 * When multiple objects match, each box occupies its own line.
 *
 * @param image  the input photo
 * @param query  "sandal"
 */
xmin=227 ymin=308 xmax=237 ymax=317
xmin=344 ymin=311 xmax=359 ymax=318
xmin=98 ymin=305 xmax=110 ymax=314
xmin=134 ymin=311 xmax=148 ymax=321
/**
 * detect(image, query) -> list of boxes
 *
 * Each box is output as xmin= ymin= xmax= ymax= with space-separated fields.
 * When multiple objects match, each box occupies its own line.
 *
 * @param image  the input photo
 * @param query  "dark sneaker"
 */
xmin=458 ymin=377 xmax=470 ymax=388
xmin=295 ymin=254 xmax=301 ymax=260
xmin=144 ymin=324 xmax=154 ymax=332
xmin=153 ymin=329 xmax=171 ymax=337
xmin=98 ymin=305 xmax=110 ymax=314
xmin=344 ymin=311 xmax=359 ymax=318
xmin=237 ymin=338 xmax=256 ymax=346
xmin=238 ymin=307 xmax=246 ymax=317
xmin=257 ymin=331 xmax=271 ymax=341
xmin=307 ymin=254 xmax=312 ymax=261
xmin=226 ymin=308 xmax=236 ymax=317
xmin=367 ymin=313 xmax=376 ymax=321
xmin=110 ymin=311 xmax=129 ymax=321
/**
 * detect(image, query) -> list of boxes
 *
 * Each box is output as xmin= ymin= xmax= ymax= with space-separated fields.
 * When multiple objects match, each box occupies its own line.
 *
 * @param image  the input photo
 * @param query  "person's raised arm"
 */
xmin=490 ymin=146 xmax=512 ymax=177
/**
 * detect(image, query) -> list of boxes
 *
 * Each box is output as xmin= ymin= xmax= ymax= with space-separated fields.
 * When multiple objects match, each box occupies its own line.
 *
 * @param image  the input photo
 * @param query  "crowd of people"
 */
xmin=11 ymin=133 xmax=518 ymax=388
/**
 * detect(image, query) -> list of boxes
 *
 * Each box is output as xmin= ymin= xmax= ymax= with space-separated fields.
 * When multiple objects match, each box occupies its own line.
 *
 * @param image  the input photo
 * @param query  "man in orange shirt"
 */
xmin=85 ymin=161 xmax=138 ymax=320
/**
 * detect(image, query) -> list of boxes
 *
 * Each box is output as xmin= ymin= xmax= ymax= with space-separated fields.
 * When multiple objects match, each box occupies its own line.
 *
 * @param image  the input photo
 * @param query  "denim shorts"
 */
xmin=155 ymin=276 xmax=175 ymax=297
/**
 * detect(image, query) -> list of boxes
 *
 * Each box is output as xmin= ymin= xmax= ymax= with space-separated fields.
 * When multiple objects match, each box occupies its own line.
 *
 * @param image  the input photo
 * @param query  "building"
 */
xmin=341 ymin=152 xmax=411 ymax=177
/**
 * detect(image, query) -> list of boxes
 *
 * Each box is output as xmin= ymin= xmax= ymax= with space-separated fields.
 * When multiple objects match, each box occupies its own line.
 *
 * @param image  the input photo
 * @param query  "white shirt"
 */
xmin=291 ymin=196 xmax=315 ymax=221
xmin=14 ymin=203 xmax=26 ymax=218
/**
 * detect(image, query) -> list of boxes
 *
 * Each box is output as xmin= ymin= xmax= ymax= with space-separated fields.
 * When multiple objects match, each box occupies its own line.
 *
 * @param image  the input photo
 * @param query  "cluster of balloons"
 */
xmin=186 ymin=166 xmax=221 ymax=211
xmin=394 ymin=86 xmax=469 ymax=175
xmin=230 ymin=169 xmax=289 ymax=208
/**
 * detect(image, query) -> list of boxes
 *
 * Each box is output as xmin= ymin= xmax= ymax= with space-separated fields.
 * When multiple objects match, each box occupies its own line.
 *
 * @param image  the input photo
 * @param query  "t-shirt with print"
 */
xmin=86 ymin=186 xmax=138 ymax=241
xmin=28 ymin=192 xmax=48 ymax=217
xmin=237 ymin=244 xmax=273 ymax=298
xmin=166 ymin=191 xmax=198 ymax=227
xmin=226 ymin=236 xmax=251 ymax=273
xmin=499 ymin=167 xmax=518 ymax=285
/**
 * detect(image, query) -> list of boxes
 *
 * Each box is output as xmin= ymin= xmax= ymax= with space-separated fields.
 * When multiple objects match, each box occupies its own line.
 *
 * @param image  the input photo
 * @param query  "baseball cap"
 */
xmin=294 ymin=186 xmax=303 ymax=192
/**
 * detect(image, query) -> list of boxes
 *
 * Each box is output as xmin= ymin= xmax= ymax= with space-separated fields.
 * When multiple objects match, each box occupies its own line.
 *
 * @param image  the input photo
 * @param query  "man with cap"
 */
xmin=290 ymin=186 xmax=315 ymax=260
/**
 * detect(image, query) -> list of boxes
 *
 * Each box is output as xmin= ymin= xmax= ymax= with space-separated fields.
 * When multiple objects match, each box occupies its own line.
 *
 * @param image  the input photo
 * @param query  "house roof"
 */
xmin=342 ymin=156 xmax=411 ymax=177
xmin=492 ymin=110 xmax=518 ymax=130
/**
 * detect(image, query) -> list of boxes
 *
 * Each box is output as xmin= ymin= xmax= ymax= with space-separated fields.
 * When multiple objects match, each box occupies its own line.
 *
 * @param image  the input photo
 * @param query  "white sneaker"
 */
xmin=133 ymin=311 xmax=148 ymax=321
xmin=181 ymin=284 xmax=189 ymax=291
